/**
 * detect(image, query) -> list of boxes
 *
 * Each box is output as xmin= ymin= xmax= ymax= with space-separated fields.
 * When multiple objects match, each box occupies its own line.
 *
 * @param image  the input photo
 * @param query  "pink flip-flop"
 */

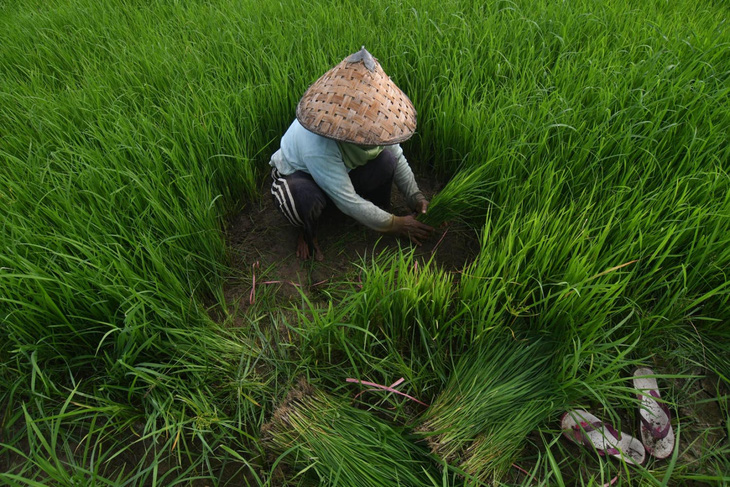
xmin=561 ymin=409 xmax=646 ymax=465
xmin=633 ymin=367 xmax=675 ymax=459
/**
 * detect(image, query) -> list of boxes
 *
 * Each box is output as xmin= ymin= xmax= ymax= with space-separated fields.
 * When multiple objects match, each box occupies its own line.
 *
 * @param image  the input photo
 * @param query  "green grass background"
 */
xmin=1 ymin=0 xmax=729 ymax=484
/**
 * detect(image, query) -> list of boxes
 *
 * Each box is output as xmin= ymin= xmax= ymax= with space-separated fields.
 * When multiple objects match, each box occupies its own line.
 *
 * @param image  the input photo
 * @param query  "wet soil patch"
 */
xmin=222 ymin=175 xmax=480 ymax=318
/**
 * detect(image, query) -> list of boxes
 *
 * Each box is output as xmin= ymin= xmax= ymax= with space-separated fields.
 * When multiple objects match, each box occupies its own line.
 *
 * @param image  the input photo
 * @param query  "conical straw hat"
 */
xmin=296 ymin=48 xmax=417 ymax=146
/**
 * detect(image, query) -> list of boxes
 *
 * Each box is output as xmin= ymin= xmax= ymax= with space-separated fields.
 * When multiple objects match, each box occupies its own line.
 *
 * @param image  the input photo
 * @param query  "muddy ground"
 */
xmin=222 ymin=175 xmax=480 ymax=319
xmin=220 ymin=176 xmax=728 ymax=485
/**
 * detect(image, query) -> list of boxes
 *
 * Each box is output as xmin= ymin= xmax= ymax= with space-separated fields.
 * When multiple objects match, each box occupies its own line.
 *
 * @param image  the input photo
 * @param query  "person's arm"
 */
xmin=303 ymin=146 xmax=433 ymax=243
xmin=385 ymin=145 xmax=429 ymax=214
xmin=303 ymin=147 xmax=395 ymax=232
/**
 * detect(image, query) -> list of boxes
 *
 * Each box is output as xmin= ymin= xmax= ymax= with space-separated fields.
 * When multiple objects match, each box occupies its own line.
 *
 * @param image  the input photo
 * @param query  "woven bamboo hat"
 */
xmin=296 ymin=47 xmax=417 ymax=146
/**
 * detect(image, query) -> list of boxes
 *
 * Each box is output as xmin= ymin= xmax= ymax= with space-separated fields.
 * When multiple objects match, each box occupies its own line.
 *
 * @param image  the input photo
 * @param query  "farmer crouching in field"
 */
xmin=269 ymin=48 xmax=434 ymax=261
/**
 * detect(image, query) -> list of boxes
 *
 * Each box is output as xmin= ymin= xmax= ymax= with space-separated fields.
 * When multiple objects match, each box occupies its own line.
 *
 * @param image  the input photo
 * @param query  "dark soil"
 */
xmin=220 ymin=176 xmax=729 ymax=486
xmin=221 ymin=174 xmax=479 ymax=320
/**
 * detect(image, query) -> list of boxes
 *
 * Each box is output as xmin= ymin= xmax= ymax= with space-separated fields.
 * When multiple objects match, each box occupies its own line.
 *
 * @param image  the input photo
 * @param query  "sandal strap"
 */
xmin=638 ymin=390 xmax=673 ymax=440
xmin=571 ymin=420 xmax=622 ymax=454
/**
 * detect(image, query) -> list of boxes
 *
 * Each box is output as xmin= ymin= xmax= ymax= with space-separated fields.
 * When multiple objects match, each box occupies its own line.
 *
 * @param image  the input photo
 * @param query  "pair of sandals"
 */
xmin=561 ymin=368 xmax=675 ymax=465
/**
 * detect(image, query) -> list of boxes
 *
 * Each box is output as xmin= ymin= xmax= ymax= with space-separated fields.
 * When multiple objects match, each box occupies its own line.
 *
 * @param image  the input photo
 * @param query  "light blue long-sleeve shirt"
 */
xmin=269 ymin=120 xmax=423 ymax=231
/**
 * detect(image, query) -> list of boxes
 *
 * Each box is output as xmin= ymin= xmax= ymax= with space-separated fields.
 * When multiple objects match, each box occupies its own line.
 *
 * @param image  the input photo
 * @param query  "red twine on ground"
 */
xmin=249 ymin=261 xmax=259 ymax=305
xmin=512 ymin=464 xmax=536 ymax=484
xmin=346 ymin=377 xmax=429 ymax=407
xmin=603 ymin=473 xmax=620 ymax=487
xmin=261 ymin=280 xmax=301 ymax=287
xmin=431 ymin=226 xmax=449 ymax=255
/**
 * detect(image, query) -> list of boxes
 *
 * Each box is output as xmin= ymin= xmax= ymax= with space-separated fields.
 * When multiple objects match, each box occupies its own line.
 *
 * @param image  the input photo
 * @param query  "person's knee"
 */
xmin=351 ymin=150 xmax=396 ymax=189
xmin=307 ymin=197 xmax=326 ymax=222
xmin=285 ymin=175 xmax=328 ymax=223
xmin=271 ymin=179 xmax=303 ymax=227
xmin=287 ymin=175 xmax=325 ymax=201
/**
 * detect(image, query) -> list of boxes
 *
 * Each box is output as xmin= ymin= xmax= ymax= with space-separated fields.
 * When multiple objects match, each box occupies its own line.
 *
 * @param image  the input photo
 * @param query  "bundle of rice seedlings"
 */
xmin=419 ymin=160 xmax=499 ymax=227
xmin=261 ymin=379 xmax=436 ymax=487
xmin=459 ymin=402 xmax=549 ymax=480
xmin=417 ymin=338 xmax=557 ymax=482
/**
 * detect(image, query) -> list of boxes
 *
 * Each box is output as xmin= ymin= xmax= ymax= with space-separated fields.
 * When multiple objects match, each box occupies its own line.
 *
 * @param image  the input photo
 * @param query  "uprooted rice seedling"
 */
xmin=418 ymin=159 xmax=501 ymax=227
xmin=261 ymin=379 xmax=437 ymax=486
xmin=417 ymin=338 xmax=559 ymax=482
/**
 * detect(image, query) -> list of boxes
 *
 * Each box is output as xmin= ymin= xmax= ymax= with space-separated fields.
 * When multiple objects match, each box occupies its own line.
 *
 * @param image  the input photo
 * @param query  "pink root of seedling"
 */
xmin=346 ymin=377 xmax=429 ymax=407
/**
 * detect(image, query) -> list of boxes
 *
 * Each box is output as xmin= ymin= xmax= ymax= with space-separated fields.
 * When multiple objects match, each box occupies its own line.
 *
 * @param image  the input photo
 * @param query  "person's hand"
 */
xmin=413 ymin=198 xmax=429 ymax=216
xmin=388 ymin=215 xmax=434 ymax=246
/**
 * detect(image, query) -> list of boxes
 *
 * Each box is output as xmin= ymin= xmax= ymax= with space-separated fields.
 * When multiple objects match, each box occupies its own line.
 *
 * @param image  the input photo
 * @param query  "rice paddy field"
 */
xmin=1 ymin=0 xmax=729 ymax=485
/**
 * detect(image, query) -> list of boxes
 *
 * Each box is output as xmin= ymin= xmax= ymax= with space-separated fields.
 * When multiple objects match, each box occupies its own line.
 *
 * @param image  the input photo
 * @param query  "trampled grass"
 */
xmin=1 ymin=0 xmax=729 ymax=484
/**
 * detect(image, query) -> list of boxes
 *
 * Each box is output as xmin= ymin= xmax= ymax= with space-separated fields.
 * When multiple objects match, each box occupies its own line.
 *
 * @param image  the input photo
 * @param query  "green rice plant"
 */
xmin=418 ymin=158 xmax=503 ymax=227
xmin=458 ymin=403 xmax=553 ymax=483
xmin=417 ymin=337 xmax=559 ymax=482
xmin=291 ymin=245 xmax=463 ymax=407
xmin=0 ymin=318 xmax=274 ymax=485
xmin=348 ymin=247 xmax=461 ymax=352
xmin=261 ymin=379 xmax=437 ymax=487
xmin=0 ymin=397 xmax=264 ymax=486
xmin=1 ymin=0 xmax=729 ymax=482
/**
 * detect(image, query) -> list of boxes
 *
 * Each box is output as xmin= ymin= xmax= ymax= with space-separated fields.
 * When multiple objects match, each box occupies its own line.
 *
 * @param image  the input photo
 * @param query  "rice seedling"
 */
xmin=291 ymin=245 xmax=462 ymax=407
xmin=417 ymin=338 xmax=559 ymax=482
xmin=418 ymin=159 xmax=502 ymax=227
xmin=261 ymin=379 xmax=437 ymax=487
xmin=1 ymin=0 xmax=729 ymax=483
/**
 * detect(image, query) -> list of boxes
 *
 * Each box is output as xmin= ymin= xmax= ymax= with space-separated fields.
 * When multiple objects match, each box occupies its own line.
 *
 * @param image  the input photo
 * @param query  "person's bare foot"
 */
xmin=296 ymin=233 xmax=324 ymax=261
xmin=295 ymin=233 xmax=310 ymax=259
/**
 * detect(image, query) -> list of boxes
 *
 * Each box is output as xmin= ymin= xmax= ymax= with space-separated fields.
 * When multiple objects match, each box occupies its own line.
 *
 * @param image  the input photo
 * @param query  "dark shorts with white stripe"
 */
xmin=270 ymin=150 xmax=397 ymax=250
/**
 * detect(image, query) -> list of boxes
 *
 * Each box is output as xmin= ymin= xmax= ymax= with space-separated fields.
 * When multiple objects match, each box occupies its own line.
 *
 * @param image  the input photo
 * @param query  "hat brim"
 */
xmin=296 ymin=50 xmax=417 ymax=146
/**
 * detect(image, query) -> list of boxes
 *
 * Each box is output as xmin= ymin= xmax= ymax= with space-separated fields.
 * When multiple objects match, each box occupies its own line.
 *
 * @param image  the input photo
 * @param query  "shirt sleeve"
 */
xmin=385 ymin=145 xmax=424 ymax=209
xmin=302 ymin=145 xmax=395 ymax=232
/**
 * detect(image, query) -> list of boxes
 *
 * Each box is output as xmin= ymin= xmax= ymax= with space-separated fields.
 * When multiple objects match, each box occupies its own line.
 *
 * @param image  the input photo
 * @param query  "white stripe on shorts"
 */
xmin=271 ymin=182 xmax=301 ymax=227
xmin=271 ymin=171 xmax=304 ymax=227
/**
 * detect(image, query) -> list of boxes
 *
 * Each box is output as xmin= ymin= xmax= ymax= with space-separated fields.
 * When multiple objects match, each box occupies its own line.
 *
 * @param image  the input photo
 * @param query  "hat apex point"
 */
xmin=346 ymin=47 xmax=376 ymax=72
